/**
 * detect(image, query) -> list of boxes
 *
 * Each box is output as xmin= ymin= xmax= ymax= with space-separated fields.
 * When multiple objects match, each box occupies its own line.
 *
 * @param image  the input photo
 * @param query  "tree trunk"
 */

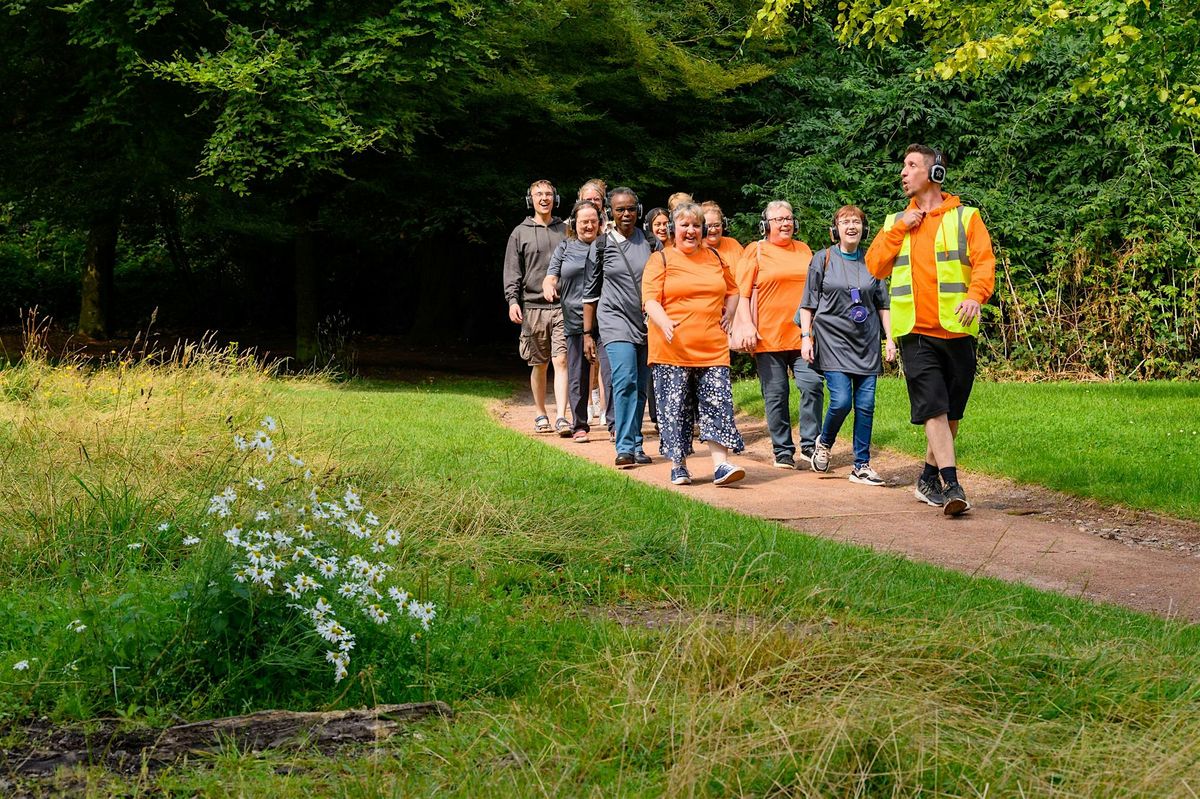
xmin=158 ymin=191 xmax=192 ymax=276
xmin=77 ymin=213 xmax=119 ymax=340
xmin=292 ymin=197 xmax=319 ymax=365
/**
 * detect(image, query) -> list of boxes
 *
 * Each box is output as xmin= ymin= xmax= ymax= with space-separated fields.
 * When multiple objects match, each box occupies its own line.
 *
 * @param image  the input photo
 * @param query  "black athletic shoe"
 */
xmin=797 ymin=446 xmax=815 ymax=466
xmin=634 ymin=451 xmax=652 ymax=465
xmin=942 ymin=482 xmax=971 ymax=516
xmin=914 ymin=475 xmax=946 ymax=507
xmin=615 ymin=452 xmax=635 ymax=469
xmin=773 ymin=454 xmax=796 ymax=470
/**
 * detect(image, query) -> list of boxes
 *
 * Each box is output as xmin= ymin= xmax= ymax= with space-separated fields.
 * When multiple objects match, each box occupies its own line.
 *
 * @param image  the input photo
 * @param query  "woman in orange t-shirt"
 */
xmin=643 ymin=203 xmax=745 ymax=487
xmin=702 ymin=201 xmax=744 ymax=266
xmin=729 ymin=200 xmax=823 ymax=470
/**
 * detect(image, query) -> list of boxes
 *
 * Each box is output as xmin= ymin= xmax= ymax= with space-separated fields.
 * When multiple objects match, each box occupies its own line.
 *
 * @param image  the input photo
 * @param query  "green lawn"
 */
xmin=735 ymin=375 xmax=1200 ymax=520
xmin=4 ymin=357 xmax=1200 ymax=795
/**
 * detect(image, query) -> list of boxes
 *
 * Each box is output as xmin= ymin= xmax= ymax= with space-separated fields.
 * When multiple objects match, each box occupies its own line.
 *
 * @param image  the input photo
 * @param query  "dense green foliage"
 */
xmin=0 ymin=1 xmax=1196 ymax=374
xmin=744 ymin=20 xmax=1200 ymax=377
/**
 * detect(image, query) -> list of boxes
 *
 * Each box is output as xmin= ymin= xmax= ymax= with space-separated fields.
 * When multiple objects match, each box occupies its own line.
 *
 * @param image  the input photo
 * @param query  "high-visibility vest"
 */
xmin=884 ymin=206 xmax=980 ymax=337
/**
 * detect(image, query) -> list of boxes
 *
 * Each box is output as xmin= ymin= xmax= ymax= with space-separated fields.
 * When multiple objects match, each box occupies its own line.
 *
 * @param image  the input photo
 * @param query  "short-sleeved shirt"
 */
xmin=735 ymin=239 xmax=813 ymax=354
xmin=582 ymin=228 xmax=660 ymax=345
xmin=710 ymin=236 xmax=744 ymax=268
xmin=547 ymin=238 xmax=595 ymax=335
xmin=642 ymin=246 xmax=738 ymax=367
xmin=799 ymin=247 xmax=890 ymax=375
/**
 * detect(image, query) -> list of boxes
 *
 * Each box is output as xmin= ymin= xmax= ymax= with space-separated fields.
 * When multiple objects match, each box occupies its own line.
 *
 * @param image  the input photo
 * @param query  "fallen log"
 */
xmin=4 ymin=701 xmax=452 ymax=776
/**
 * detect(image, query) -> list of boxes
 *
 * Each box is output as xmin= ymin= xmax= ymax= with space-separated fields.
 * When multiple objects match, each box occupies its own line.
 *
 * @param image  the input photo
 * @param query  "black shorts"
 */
xmin=898 ymin=334 xmax=977 ymax=424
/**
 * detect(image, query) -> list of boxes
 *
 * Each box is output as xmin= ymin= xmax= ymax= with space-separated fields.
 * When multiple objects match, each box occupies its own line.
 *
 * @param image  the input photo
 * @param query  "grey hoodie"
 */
xmin=502 ymin=216 xmax=567 ymax=310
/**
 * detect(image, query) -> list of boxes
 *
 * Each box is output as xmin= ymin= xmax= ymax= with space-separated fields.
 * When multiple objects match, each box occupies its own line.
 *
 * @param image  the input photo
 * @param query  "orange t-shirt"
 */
xmin=710 ymin=236 xmax=744 ymax=268
xmin=866 ymin=193 xmax=996 ymax=339
xmin=735 ymin=239 xmax=813 ymax=353
xmin=642 ymin=246 xmax=738 ymax=367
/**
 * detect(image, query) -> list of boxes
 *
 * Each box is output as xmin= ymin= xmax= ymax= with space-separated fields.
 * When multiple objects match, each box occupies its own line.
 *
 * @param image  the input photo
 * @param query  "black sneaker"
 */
xmin=914 ymin=475 xmax=945 ymax=507
xmin=797 ymin=446 xmax=815 ymax=465
xmin=773 ymin=454 xmax=796 ymax=470
xmin=634 ymin=451 xmax=652 ymax=465
xmin=942 ymin=482 xmax=971 ymax=516
xmin=615 ymin=452 xmax=635 ymax=469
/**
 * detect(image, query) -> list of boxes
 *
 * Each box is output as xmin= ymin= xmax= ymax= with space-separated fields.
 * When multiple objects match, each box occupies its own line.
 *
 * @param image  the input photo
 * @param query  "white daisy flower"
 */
xmin=182 ymin=536 xmax=201 ymax=546
xmin=13 ymin=660 xmax=30 ymax=671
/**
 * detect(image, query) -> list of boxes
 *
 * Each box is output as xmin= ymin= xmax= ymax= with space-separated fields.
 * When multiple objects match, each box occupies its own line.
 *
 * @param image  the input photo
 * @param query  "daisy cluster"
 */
xmin=205 ymin=417 xmax=435 ymax=683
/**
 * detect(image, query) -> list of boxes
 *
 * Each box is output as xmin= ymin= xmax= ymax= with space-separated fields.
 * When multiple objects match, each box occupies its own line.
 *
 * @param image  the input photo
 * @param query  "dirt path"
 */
xmin=498 ymin=394 xmax=1200 ymax=622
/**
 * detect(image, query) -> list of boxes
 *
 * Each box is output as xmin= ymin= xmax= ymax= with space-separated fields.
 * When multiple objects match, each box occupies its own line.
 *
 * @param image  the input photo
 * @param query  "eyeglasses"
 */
xmin=612 ymin=205 xmax=638 ymax=214
xmin=768 ymin=216 xmax=795 ymax=225
xmin=707 ymin=223 xmax=724 ymax=232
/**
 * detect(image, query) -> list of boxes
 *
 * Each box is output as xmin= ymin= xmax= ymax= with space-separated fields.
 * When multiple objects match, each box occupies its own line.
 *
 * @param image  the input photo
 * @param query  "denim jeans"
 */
xmin=821 ymin=371 xmax=877 ymax=467
xmin=755 ymin=350 xmax=824 ymax=458
xmin=566 ymin=333 xmax=612 ymax=432
xmin=604 ymin=341 xmax=649 ymax=455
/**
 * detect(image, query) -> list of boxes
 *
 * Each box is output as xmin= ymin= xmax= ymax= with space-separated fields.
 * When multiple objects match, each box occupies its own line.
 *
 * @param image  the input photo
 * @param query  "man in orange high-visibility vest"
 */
xmin=866 ymin=144 xmax=996 ymax=516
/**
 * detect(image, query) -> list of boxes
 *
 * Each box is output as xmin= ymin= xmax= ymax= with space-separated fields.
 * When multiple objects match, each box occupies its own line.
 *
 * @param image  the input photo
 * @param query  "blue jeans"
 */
xmin=820 ymin=372 xmax=877 ymax=467
xmin=604 ymin=341 xmax=649 ymax=455
xmin=755 ymin=350 xmax=824 ymax=458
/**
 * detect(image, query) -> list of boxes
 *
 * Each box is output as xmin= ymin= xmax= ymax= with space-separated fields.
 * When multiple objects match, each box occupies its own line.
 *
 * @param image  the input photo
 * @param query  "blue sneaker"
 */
xmin=670 ymin=466 xmax=692 ymax=485
xmin=713 ymin=462 xmax=745 ymax=486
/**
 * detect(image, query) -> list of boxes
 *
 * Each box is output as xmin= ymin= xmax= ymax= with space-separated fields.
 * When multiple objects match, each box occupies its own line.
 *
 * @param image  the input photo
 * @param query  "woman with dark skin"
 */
xmin=582 ymin=188 xmax=662 ymax=465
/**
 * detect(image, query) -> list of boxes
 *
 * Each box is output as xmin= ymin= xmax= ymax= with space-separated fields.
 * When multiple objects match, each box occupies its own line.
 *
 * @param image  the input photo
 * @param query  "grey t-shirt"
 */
xmin=547 ymin=238 xmax=594 ymax=335
xmin=798 ymin=247 xmax=890 ymax=375
xmin=582 ymin=228 xmax=661 ymax=345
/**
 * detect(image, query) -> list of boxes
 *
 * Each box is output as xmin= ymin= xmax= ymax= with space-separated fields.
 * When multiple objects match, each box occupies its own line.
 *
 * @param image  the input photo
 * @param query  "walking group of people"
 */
xmin=502 ymin=144 xmax=995 ymax=516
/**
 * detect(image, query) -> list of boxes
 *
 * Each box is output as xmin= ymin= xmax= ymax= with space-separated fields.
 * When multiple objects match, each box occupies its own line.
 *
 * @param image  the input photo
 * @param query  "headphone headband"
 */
xmin=526 ymin=180 xmax=561 ymax=212
xmin=829 ymin=209 xmax=870 ymax=244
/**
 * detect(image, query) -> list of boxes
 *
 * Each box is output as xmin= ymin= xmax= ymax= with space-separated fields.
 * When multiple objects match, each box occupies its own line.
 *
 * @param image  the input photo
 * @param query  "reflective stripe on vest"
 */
xmin=884 ymin=206 xmax=979 ymax=337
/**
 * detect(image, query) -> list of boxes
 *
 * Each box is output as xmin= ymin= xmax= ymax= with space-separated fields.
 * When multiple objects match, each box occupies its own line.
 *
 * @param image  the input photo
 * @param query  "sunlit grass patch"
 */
xmin=4 ymin=360 xmax=1200 ymax=794
xmin=734 ymin=376 xmax=1200 ymax=519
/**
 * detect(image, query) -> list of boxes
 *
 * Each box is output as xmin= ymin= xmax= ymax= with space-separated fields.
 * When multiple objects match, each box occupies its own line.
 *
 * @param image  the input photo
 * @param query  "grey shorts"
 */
xmin=519 ymin=306 xmax=567 ymax=366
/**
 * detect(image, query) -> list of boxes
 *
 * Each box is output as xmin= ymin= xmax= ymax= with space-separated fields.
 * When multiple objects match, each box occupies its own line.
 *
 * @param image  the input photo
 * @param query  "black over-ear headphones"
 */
xmin=642 ymin=208 xmax=667 ymax=238
xmin=606 ymin=189 xmax=643 ymax=221
xmin=929 ymin=150 xmax=946 ymax=184
xmin=565 ymin=200 xmax=601 ymax=235
xmin=830 ymin=213 xmax=870 ymax=244
xmin=759 ymin=206 xmax=793 ymax=238
xmin=666 ymin=217 xmax=708 ymax=239
xmin=525 ymin=182 xmax=561 ymax=211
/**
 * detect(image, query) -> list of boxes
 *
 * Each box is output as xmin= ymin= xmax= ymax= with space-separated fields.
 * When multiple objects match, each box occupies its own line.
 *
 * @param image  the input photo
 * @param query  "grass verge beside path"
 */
xmin=735 ymin=376 xmax=1200 ymax=520
xmin=4 ymin=360 xmax=1200 ymax=795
